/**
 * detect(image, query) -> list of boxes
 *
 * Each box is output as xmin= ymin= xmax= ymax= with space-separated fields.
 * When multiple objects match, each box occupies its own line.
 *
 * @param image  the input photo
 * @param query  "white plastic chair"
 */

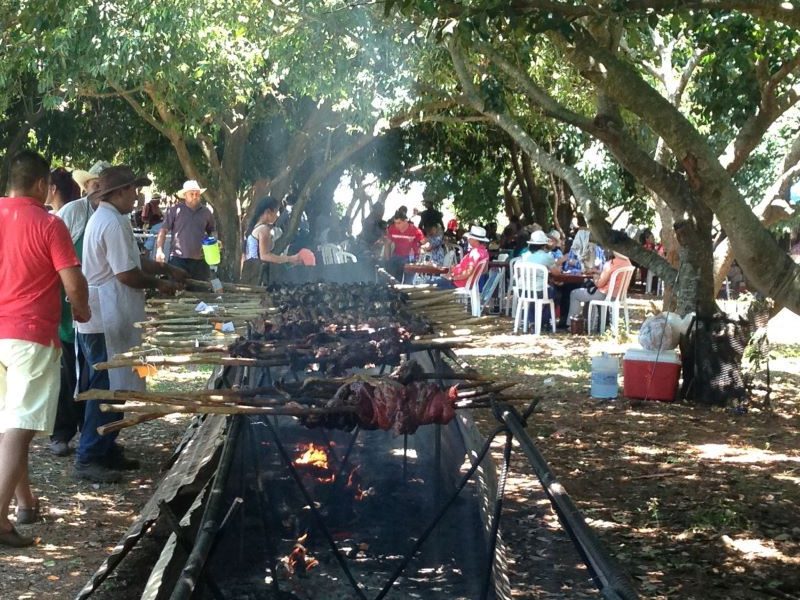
xmin=645 ymin=269 xmax=663 ymax=296
xmin=454 ymin=259 xmax=488 ymax=317
xmin=505 ymin=257 xmax=522 ymax=316
xmin=512 ymin=262 xmax=556 ymax=335
xmin=338 ymin=251 xmax=357 ymax=264
xmin=588 ymin=265 xmax=636 ymax=336
xmin=319 ymin=244 xmax=340 ymax=265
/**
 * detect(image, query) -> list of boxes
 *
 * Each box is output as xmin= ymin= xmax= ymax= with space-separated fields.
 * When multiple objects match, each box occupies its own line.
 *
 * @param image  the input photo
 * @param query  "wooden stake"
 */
xmin=97 ymin=414 xmax=163 ymax=435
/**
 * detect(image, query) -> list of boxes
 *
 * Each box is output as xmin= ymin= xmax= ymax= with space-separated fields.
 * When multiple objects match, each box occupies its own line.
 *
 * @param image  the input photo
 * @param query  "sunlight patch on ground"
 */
xmin=722 ymin=535 xmax=800 ymax=563
xmin=1 ymin=554 xmax=43 ymax=565
xmin=585 ymin=517 xmax=623 ymax=530
xmin=692 ymin=443 xmax=800 ymax=464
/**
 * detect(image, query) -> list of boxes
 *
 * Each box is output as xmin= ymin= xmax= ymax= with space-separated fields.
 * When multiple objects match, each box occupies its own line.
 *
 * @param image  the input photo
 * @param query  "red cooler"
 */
xmin=623 ymin=348 xmax=681 ymax=402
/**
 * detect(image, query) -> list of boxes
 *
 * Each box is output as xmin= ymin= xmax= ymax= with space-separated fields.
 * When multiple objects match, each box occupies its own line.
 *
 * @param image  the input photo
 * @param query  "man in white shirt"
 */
xmin=75 ymin=166 xmax=186 ymax=482
xmin=58 ymin=160 xmax=111 ymax=245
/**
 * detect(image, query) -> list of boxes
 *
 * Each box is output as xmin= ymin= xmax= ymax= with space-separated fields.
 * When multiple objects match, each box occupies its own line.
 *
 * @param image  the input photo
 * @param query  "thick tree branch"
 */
xmin=561 ymin=25 xmax=800 ymax=313
xmin=448 ymin=37 xmax=677 ymax=282
xmin=504 ymin=0 xmax=800 ymax=30
xmin=274 ymin=131 xmax=379 ymax=253
xmin=721 ymin=52 xmax=800 ymax=173
xmin=480 ymin=40 xmax=694 ymax=215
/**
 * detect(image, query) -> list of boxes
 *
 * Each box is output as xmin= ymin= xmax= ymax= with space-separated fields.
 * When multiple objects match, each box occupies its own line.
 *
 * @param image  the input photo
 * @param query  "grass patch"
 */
xmin=772 ymin=344 xmax=800 ymax=359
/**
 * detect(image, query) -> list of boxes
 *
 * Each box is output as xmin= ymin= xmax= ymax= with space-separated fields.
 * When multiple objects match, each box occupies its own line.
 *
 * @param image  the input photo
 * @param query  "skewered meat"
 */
xmin=258 ymin=283 xmax=431 ymax=338
xmin=229 ymin=327 xmax=417 ymax=375
xmin=302 ymin=379 xmax=458 ymax=435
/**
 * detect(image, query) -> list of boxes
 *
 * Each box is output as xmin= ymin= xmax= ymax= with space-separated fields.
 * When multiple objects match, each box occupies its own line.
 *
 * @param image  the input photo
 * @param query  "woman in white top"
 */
xmin=241 ymin=196 xmax=302 ymax=285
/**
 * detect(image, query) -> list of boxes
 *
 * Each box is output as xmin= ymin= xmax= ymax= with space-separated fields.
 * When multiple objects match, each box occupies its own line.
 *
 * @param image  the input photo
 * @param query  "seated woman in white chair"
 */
xmin=431 ymin=225 xmax=489 ymax=289
xmin=566 ymin=249 xmax=631 ymax=322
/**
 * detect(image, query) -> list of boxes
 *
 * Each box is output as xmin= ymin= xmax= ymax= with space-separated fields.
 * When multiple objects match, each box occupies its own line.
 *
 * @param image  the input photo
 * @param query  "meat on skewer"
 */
xmin=299 ymin=379 xmax=458 ymax=435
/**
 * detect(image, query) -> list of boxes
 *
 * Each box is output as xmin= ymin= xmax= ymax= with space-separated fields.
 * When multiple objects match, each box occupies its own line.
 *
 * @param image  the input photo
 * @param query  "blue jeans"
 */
xmin=76 ymin=333 xmax=122 ymax=464
xmin=432 ymin=276 xmax=456 ymax=289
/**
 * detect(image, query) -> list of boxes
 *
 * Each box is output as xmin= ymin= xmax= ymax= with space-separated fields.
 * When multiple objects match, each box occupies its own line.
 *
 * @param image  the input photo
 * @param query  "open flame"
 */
xmin=293 ymin=443 xmax=336 ymax=483
xmin=294 ymin=443 xmax=330 ymax=470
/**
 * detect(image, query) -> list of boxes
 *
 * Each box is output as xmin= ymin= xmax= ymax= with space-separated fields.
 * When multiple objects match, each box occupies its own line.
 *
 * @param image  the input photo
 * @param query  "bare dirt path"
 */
xmin=1 ymin=327 xmax=797 ymax=600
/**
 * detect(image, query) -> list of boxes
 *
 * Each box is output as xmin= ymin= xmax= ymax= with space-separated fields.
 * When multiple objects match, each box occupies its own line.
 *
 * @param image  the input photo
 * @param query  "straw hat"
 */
xmin=72 ymin=160 xmax=112 ymax=193
xmin=463 ymin=225 xmax=489 ymax=243
xmin=527 ymin=230 xmax=550 ymax=245
xmin=87 ymin=166 xmax=151 ymax=203
xmin=176 ymin=179 xmax=206 ymax=199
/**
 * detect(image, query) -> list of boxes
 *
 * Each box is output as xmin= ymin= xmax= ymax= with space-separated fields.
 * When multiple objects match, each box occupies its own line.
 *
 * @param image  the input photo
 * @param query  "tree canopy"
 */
xmin=1 ymin=0 xmax=799 ymax=320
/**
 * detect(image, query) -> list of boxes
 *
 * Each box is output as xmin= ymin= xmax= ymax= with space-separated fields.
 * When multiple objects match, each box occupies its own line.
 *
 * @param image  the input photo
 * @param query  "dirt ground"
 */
xmin=1 ymin=314 xmax=798 ymax=599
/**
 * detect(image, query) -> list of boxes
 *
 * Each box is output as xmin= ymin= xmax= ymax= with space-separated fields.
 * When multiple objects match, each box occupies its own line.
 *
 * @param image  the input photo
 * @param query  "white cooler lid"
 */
xmin=624 ymin=348 xmax=681 ymax=364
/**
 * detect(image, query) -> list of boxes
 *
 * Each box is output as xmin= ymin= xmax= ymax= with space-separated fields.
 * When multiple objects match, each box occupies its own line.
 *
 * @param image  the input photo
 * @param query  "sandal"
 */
xmin=15 ymin=499 xmax=40 ymax=525
xmin=0 ymin=526 xmax=34 ymax=548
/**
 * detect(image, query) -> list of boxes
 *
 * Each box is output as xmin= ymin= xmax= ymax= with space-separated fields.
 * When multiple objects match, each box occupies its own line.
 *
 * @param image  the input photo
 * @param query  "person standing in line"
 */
xmin=0 ymin=150 xmax=90 ymax=547
xmin=155 ymin=179 xmax=217 ymax=280
xmin=47 ymin=169 xmax=84 ymax=457
xmin=76 ymin=166 xmax=187 ymax=483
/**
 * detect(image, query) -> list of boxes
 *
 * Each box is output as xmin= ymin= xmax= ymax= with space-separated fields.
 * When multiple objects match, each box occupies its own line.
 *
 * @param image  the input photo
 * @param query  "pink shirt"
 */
xmin=597 ymin=256 xmax=632 ymax=295
xmin=451 ymin=244 xmax=489 ymax=288
xmin=0 ymin=197 xmax=80 ymax=346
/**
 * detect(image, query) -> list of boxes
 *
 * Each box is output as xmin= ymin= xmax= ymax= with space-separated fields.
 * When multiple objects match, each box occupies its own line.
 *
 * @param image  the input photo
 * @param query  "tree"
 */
xmin=15 ymin=0 xmax=422 ymax=278
xmin=386 ymin=2 xmax=800 ymax=402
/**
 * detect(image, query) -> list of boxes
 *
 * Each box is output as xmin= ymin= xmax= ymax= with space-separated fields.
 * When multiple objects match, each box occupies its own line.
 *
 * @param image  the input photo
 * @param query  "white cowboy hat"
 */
xmin=548 ymin=229 xmax=562 ymax=241
xmin=72 ymin=160 xmax=111 ymax=193
xmin=463 ymin=225 xmax=489 ymax=243
xmin=176 ymin=179 xmax=207 ymax=199
xmin=528 ymin=230 xmax=550 ymax=245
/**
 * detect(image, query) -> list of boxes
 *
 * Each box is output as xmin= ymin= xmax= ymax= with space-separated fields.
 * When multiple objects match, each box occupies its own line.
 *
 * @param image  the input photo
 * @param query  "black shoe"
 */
xmin=74 ymin=461 xmax=122 ymax=483
xmin=100 ymin=449 xmax=140 ymax=471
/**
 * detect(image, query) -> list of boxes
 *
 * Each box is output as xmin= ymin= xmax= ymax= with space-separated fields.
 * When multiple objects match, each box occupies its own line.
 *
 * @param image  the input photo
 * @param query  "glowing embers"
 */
xmin=283 ymin=532 xmax=320 ymax=576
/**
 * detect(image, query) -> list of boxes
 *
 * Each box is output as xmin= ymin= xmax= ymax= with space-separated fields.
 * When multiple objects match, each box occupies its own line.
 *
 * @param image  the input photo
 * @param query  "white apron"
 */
xmin=96 ymin=279 xmax=146 ymax=391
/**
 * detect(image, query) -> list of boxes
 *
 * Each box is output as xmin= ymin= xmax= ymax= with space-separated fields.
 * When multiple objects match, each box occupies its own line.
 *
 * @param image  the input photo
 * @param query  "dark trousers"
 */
xmin=432 ymin=276 xmax=456 ymax=289
xmin=51 ymin=340 xmax=86 ymax=443
xmin=556 ymin=282 xmax=583 ymax=326
xmin=169 ymin=256 xmax=211 ymax=280
xmin=76 ymin=333 xmax=122 ymax=464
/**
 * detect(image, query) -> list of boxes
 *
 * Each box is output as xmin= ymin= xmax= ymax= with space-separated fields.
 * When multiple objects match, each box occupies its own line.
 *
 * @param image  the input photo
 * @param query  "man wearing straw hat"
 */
xmin=155 ymin=179 xmax=217 ymax=280
xmin=431 ymin=225 xmax=490 ymax=289
xmin=75 ymin=166 xmax=187 ymax=483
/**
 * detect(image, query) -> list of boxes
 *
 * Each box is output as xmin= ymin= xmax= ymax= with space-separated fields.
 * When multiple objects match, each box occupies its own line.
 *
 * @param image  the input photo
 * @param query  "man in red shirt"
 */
xmin=0 ymin=150 xmax=91 ymax=547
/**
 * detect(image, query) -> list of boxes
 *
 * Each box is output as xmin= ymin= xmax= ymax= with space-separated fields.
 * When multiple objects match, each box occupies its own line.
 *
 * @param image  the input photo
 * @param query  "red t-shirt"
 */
xmin=0 ymin=197 xmax=81 ymax=347
xmin=451 ymin=245 xmax=489 ymax=288
xmin=387 ymin=222 xmax=424 ymax=258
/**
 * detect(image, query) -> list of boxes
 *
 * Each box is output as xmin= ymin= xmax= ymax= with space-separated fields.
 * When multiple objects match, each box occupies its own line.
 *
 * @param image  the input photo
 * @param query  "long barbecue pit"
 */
xmin=76 ymin=280 xmax=639 ymax=600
